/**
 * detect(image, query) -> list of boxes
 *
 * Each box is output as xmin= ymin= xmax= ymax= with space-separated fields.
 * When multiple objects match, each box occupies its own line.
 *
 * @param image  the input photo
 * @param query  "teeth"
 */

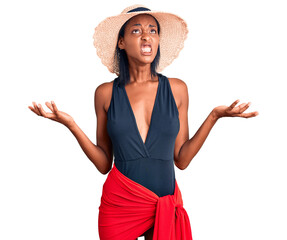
xmin=142 ymin=47 xmax=151 ymax=53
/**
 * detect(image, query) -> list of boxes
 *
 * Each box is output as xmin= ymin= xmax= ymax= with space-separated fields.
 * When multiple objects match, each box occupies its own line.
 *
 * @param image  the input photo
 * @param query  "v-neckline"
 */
xmin=123 ymin=75 xmax=161 ymax=150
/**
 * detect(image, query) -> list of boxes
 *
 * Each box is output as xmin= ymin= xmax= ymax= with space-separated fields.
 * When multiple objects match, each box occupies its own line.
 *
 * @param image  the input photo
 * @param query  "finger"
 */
xmin=45 ymin=102 xmax=54 ymax=112
xmin=228 ymin=99 xmax=240 ymax=110
xmin=238 ymin=111 xmax=259 ymax=118
xmin=238 ymin=102 xmax=251 ymax=114
xmin=32 ymin=102 xmax=41 ymax=115
xmin=37 ymin=104 xmax=49 ymax=118
xmin=28 ymin=106 xmax=40 ymax=115
xmin=51 ymin=101 xmax=59 ymax=113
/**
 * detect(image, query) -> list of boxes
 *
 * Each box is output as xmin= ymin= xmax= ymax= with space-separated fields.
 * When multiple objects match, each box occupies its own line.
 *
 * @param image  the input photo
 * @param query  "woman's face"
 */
xmin=118 ymin=14 xmax=160 ymax=67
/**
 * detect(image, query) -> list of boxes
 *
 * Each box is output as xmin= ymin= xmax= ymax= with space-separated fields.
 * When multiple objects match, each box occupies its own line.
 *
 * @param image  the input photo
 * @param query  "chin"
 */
xmin=140 ymin=55 xmax=156 ymax=63
xmin=128 ymin=54 xmax=156 ymax=66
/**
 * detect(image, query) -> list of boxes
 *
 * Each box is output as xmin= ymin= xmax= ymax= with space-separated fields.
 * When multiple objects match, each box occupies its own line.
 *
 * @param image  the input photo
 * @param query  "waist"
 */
xmin=114 ymin=157 xmax=175 ymax=197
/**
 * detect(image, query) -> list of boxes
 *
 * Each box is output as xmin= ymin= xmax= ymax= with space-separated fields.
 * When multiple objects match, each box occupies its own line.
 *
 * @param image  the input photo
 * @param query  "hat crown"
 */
xmin=121 ymin=4 xmax=150 ymax=14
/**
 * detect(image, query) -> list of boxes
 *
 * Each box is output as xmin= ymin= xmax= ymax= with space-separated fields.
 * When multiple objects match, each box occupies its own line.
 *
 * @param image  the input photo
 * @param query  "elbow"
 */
xmin=174 ymin=147 xmax=191 ymax=170
xmin=98 ymin=167 xmax=107 ymax=175
xmin=101 ymin=168 xmax=111 ymax=175
xmin=97 ymin=162 xmax=113 ymax=175
xmin=98 ymin=168 xmax=109 ymax=175
xmin=177 ymin=164 xmax=187 ymax=171
xmin=98 ymin=166 xmax=111 ymax=175
xmin=175 ymin=160 xmax=186 ymax=170
xmin=175 ymin=158 xmax=193 ymax=170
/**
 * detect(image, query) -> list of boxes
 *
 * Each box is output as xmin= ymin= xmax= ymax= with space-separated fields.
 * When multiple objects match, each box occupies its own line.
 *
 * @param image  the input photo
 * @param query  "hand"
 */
xmin=28 ymin=101 xmax=75 ymax=128
xmin=212 ymin=99 xmax=259 ymax=120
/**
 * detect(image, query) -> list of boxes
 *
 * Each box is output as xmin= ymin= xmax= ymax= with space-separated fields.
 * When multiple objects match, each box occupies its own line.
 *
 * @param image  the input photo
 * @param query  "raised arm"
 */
xmin=171 ymin=78 xmax=259 ymax=170
xmin=28 ymin=82 xmax=114 ymax=174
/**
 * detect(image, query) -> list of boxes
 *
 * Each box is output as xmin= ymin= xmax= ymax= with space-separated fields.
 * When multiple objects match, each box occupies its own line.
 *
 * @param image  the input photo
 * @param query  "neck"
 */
xmin=128 ymin=62 xmax=157 ymax=84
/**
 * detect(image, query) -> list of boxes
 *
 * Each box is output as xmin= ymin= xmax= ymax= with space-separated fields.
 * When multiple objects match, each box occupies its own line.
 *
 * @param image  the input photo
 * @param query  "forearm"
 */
xmin=176 ymin=110 xmax=218 ymax=170
xmin=66 ymin=121 xmax=110 ymax=174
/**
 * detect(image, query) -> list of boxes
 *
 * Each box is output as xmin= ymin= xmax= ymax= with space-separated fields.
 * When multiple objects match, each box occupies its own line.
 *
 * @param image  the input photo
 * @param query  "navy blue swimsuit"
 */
xmin=107 ymin=73 xmax=180 ymax=197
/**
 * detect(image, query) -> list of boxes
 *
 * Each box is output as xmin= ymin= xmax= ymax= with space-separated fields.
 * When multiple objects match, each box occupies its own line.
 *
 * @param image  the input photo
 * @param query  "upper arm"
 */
xmin=94 ymin=82 xmax=113 ymax=170
xmin=169 ymin=78 xmax=189 ymax=166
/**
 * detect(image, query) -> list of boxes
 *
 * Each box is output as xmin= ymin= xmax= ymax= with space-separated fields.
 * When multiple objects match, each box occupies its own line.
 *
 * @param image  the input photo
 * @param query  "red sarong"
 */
xmin=98 ymin=163 xmax=192 ymax=240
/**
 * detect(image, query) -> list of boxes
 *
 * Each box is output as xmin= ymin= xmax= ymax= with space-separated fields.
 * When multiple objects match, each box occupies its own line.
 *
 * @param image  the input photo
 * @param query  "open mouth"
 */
xmin=141 ymin=44 xmax=152 ymax=54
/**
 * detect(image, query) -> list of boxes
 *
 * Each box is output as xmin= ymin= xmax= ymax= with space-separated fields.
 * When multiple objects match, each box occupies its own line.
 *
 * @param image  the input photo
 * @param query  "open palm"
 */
xmin=28 ymin=101 xmax=75 ymax=128
xmin=213 ymin=99 xmax=259 ymax=119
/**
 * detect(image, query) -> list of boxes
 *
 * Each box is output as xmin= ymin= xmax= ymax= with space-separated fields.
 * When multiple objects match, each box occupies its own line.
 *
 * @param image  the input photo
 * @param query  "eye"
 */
xmin=150 ymin=29 xmax=157 ymax=34
xmin=132 ymin=29 xmax=140 ymax=34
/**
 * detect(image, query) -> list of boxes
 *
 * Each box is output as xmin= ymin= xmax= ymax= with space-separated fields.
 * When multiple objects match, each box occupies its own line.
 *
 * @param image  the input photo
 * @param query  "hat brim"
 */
xmin=93 ymin=10 xmax=188 ymax=74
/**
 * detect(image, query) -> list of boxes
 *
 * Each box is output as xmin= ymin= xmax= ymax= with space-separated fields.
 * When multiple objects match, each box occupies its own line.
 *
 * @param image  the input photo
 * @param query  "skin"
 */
xmin=28 ymin=14 xmax=259 ymax=240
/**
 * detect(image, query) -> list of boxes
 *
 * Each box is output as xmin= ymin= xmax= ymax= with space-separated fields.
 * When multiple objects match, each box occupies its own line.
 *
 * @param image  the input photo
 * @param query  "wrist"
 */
xmin=65 ymin=120 xmax=77 ymax=130
xmin=210 ymin=109 xmax=220 ymax=122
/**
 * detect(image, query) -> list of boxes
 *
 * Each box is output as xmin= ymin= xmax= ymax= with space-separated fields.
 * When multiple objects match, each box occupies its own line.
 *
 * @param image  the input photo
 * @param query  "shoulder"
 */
xmin=167 ymin=77 xmax=188 ymax=91
xmin=95 ymin=80 xmax=114 ymax=96
xmin=94 ymin=80 xmax=114 ymax=113
xmin=167 ymin=77 xmax=189 ymax=109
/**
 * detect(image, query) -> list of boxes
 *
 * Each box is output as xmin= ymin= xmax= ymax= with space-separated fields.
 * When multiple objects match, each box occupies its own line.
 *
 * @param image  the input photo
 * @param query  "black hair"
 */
xmin=115 ymin=14 xmax=161 ymax=87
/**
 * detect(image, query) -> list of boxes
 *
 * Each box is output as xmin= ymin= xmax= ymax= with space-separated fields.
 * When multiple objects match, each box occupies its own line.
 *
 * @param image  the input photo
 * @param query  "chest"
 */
xmin=107 ymin=75 xmax=179 ymax=148
xmin=124 ymin=81 xmax=160 ymax=145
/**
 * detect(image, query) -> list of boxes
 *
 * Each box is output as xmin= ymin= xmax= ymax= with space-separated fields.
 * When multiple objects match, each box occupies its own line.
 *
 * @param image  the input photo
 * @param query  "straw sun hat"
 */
xmin=93 ymin=4 xmax=188 ymax=75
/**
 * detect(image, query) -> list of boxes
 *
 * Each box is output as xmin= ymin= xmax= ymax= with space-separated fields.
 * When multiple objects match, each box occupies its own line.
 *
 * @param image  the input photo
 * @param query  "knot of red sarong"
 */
xmin=153 ymin=191 xmax=192 ymax=240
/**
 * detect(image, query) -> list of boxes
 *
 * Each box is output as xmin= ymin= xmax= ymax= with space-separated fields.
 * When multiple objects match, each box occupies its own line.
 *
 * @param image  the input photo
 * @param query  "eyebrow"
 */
xmin=132 ymin=23 xmax=156 ymax=28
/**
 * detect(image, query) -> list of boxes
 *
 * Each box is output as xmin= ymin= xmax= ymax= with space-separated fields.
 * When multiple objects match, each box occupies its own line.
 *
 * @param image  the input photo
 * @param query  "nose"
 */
xmin=141 ymin=31 xmax=151 ymax=41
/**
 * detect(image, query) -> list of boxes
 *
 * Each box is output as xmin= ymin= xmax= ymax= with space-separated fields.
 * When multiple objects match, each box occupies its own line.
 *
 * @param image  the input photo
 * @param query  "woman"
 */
xmin=28 ymin=5 xmax=258 ymax=240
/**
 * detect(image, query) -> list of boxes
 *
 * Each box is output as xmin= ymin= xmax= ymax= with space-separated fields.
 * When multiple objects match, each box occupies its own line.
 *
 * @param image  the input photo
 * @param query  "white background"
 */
xmin=1 ymin=0 xmax=286 ymax=239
